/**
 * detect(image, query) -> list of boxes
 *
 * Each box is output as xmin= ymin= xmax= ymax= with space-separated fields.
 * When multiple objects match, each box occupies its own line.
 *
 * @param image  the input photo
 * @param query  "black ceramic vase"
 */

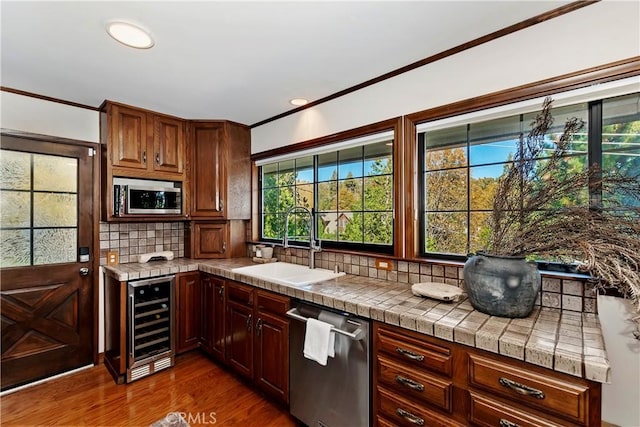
xmin=463 ymin=252 xmax=541 ymax=318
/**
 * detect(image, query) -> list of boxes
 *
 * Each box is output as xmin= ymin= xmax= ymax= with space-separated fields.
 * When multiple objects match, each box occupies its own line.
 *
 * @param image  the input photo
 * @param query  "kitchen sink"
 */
xmin=231 ymin=262 xmax=345 ymax=287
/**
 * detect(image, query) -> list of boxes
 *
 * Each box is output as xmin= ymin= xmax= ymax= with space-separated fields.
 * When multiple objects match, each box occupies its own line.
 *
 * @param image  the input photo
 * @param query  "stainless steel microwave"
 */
xmin=114 ymin=179 xmax=182 ymax=215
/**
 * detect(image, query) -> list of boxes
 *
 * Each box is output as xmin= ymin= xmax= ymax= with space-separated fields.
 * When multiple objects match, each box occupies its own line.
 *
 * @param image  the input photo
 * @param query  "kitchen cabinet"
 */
xmin=176 ymin=272 xmax=201 ymax=354
xmin=225 ymin=281 xmax=255 ymax=379
xmin=254 ymin=290 xmax=290 ymax=404
xmin=184 ymin=220 xmax=247 ymax=259
xmin=200 ymin=273 xmax=226 ymax=361
xmin=100 ymin=101 xmax=187 ymax=221
xmin=187 ymin=121 xmax=251 ymax=220
xmin=198 ymin=277 xmax=290 ymax=405
xmin=373 ymin=322 xmax=602 ymax=427
xmin=103 ymin=101 xmax=185 ymax=176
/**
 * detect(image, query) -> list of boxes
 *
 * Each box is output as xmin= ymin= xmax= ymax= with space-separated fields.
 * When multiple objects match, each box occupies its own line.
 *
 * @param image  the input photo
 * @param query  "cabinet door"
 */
xmin=176 ymin=272 xmax=201 ymax=354
xmin=211 ymin=279 xmax=226 ymax=361
xmin=153 ymin=115 xmax=184 ymax=174
xmin=110 ymin=104 xmax=148 ymax=170
xmin=190 ymin=122 xmax=226 ymax=218
xmin=193 ymin=222 xmax=229 ymax=258
xmin=254 ymin=310 xmax=289 ymax=404
xmin=226 ymin=300 xmax=253 ymax=379
xmin=200 ymin=274 xmax=214 ymax=352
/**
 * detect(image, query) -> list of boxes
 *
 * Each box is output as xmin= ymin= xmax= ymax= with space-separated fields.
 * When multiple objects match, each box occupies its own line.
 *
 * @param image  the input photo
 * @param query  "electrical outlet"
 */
xmin=375 ymin=258 xmax=393 ymax=271
xmin=107 ymin=251 xmax=119 ymax=266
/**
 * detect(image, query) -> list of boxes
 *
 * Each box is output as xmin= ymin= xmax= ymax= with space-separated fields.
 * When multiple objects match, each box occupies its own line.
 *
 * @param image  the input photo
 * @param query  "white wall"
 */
xmin=0 ymin=92 xmax=104 ymax=354
xmin=598 ymin=296 xmax=640 ymax=427
xmin=250 ymin=1 xmax=640 ymax=424
xmin=251 ymin=1 xmax=640 ymax=153
xmin=1 ymin=91 xmax=99 ymax=142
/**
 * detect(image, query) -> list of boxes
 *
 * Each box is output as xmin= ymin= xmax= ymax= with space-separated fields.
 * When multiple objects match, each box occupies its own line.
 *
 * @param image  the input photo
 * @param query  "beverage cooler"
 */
xmin=126 ymin=275 xmax=175 ymax=382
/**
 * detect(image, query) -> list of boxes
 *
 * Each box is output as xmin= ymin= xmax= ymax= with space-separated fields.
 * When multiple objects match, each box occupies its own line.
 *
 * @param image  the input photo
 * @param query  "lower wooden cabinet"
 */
xmin=225 ymin=281 xmax=254 ymax=378
xmin=176 ymin=272 xmax=201 ymax=354
xmin=254 ymin=290 xmax=290 ymax=404
xmin=373 ymin=322 xmax=602 ymax=427
xmin=200 ymin=274 xmax=225 ymax=361
xmin=194 ymin=275 xmax=290 ymax=405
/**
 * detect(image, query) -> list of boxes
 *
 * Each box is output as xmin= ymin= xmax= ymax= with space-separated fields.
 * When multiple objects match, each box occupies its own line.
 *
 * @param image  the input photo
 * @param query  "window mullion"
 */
xmin=588 ymin=100 xmax=603 ymax=208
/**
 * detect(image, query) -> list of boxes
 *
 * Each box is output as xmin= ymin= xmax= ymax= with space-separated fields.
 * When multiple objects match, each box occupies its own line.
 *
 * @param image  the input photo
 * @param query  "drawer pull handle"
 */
xmin=396 ymin=347 xmax=425 ymax=361
xmin=396 ymin=408 xmax=425 ymax=426
xmin=499 ymin=377 xmax=545 ymax=399
xmin=395 ymin=375 xmax=425 ymax=392
xmin=500 ymin=419 xmax=521 ymax=427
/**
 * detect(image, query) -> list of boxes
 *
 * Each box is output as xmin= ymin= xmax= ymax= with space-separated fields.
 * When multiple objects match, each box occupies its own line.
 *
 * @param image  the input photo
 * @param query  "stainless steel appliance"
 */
xmin=127 ymin=275 xmax=175 ymax=382
xmin=288 ymin=301 xmax=370 ymax=427
xmin=113 ymin=178 xmax=182 ymax=215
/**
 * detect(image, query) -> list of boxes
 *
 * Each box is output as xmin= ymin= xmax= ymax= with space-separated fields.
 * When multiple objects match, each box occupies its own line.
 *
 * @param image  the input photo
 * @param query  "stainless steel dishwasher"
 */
xmin=287 ymin=301 xmax=370 ymax=427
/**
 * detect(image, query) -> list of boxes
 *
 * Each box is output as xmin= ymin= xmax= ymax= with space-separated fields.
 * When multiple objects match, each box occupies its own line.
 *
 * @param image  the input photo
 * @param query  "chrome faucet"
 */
xmin=283 ymin=206 xmax=322 ymax=269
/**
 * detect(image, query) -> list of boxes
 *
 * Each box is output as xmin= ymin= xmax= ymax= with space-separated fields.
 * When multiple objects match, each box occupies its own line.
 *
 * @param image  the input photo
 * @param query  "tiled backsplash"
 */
xmin=99 ymin=222 xmax=184 ymax=265
xmin=99 ymin=226 xmax=596 ymax=314
xmin=271 ymin=246 xmax=597 ymax=314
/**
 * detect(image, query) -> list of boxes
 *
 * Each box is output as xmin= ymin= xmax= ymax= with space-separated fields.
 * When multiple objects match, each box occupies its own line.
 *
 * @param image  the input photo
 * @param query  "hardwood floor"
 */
xmin=1 ymin=352 xmax=297 ymax=427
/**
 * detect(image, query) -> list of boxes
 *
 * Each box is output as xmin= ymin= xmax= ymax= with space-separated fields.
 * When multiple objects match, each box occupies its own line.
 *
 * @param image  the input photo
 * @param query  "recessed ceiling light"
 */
xmin=106 ymin=21 xmax=154 ymax=49
xmin=290 ymin=98 xmax=309 ymax=106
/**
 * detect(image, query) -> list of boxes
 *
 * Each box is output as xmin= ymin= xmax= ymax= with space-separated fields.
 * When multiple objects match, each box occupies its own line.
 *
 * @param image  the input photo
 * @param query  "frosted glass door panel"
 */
xmin=0 ymin=229 xmax=31 ymax=267
xmin=0 ymin=150 xmax=31 ymax=190
xmin=0 ymin=191 xmax=30 ymax=227
xmin=33 ymin=193 xmax=77 ymax=227
xmin=0 ymin=149 xmax=78 ymax=267
xmin=33 ymin=154 xmax=77 ymax=192
xmin=33 ymin=229 xmax=77 ymax=265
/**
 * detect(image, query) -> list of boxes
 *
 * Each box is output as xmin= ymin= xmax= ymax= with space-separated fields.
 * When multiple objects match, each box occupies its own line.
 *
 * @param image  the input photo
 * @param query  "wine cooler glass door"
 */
xmin=127 ymin=276 xmax=174 ymax=366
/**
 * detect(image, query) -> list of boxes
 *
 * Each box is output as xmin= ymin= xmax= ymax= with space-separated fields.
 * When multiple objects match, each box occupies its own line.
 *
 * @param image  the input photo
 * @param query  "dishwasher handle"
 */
xmin=286 ymin=307 xmax=364 ymax=341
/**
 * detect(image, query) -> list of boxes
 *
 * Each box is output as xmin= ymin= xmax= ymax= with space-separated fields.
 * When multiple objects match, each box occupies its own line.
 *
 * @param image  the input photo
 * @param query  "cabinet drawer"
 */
xmin=377 ymin=325 xmax=452 ymax=376
xmin=468 ymin=354 xmax=589 ymax=424
xmin=226 ymin=281 xmax=253 ymax=306
xmin=377 ymin=355 xmax=452 ymax=412
xmin=377 ymin=386 xmax=463 ymax=427
xmin=469 ymin=392 xmax=567 ymax=427
xmin=255 ymin=290 xmax=289 ymax=316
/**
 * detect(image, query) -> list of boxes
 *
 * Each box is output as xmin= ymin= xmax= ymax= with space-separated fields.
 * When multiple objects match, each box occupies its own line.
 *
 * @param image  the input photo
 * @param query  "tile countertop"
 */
xmin=102 ymin=257 xmax=610 ymax=383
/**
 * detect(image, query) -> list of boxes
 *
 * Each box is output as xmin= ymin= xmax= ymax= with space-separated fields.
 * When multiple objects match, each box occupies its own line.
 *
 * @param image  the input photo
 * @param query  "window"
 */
xmin=418 ymin=92 xmax=639 ymax=258
xmin=259 ymin=133 xmax=394 ymax=253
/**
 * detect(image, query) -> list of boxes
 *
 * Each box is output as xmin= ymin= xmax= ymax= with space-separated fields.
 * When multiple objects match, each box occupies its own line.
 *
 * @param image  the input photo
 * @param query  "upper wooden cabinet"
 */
xmin=103 ymin=102 xmax=185 ymax=177
xmin=188 ymin=121 xmax=251 ymax=220
xmin=101 ymin=101 xmax=188 ymax=221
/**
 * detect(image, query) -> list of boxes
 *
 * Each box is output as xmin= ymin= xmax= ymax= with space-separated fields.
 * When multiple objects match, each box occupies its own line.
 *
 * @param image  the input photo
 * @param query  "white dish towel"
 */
xmin=303 ymin=318 xmax=335 ymax=366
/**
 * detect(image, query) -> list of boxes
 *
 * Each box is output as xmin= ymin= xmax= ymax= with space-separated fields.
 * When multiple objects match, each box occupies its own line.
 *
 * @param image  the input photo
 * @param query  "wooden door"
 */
xmin=0 ymin=135 xmax=95 ymax=391
xmin=255 ymin=310 xmax=289 ymax=404
xmin=190 ymin=122 xmax=226 ymax=218
xmin=200 ymin=274 xmax=214 ymax=353
xmin=176 ymin=272 xmax=201 ymax=354
xmin=109 ymin=104 xmax=148 ymax=170
xmin=153 ymin=115 xmax=184 ymax=174
xmin=211 ymin=277 xmax=226 ymax=361
xmin=193 ymin=222 xmax=229 ymax=258
xmin=225 ymin=300 xmax=253 ymax=379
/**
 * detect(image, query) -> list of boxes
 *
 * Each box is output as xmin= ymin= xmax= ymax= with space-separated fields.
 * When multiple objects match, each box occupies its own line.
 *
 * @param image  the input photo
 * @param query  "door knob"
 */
xmin=79 ymin=267 xmax=89 ymax=276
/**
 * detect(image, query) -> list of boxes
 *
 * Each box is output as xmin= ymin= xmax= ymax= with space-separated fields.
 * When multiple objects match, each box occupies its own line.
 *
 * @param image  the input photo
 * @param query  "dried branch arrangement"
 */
xmin=486 ymin=97 xmax=640 ymax=327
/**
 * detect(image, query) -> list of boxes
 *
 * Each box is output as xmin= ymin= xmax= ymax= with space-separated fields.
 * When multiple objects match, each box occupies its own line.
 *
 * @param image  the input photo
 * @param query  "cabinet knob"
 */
xmin=143 ymin=151 xmax=146 ymax=163
xmin=246 ymin=314 xmax=252 ymax=331
xmin=222 ymin=241 xmax=227 ymax=253
xmin=155 ymin=153 xmax=160 ymax=165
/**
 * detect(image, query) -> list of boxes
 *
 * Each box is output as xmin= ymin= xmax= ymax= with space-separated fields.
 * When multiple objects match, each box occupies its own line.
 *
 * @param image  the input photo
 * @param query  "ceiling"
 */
xmin=1 ymin=1 xmax=573 ymax=126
